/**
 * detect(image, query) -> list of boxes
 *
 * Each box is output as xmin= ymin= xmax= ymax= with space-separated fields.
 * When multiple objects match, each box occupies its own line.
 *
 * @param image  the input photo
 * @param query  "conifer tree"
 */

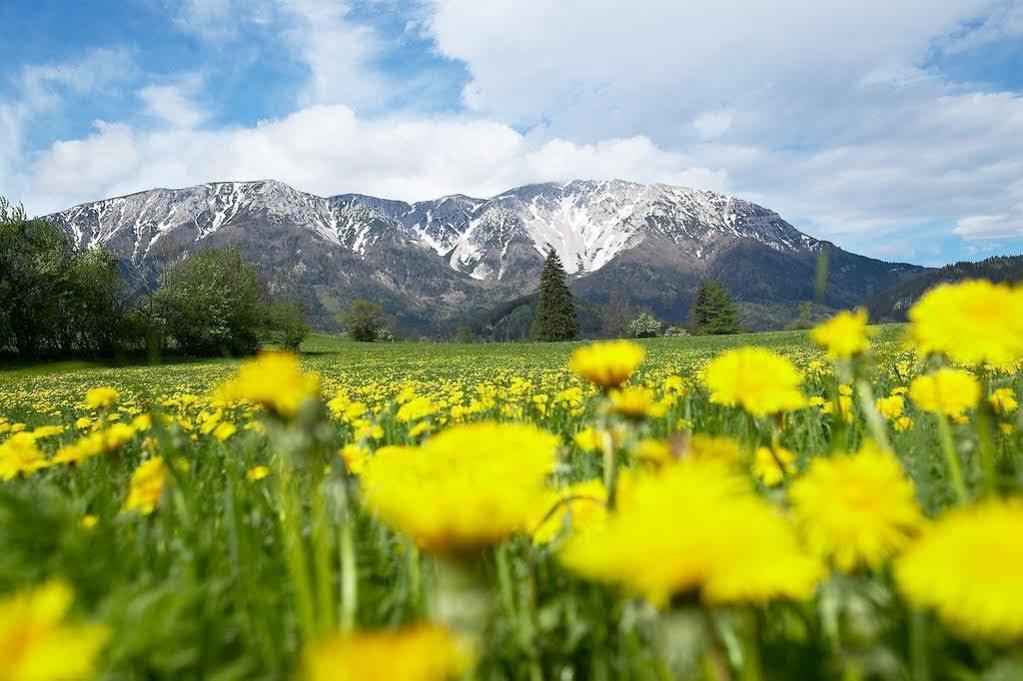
xmin=531 ymin=248 xmax=579 ymax=341
xmin=689 ymin=279 xmax=741 ymax=335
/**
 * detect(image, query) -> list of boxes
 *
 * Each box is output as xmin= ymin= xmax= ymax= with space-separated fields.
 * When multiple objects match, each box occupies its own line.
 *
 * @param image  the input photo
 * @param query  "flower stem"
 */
xmin=910 ymin=609 xmax=931 ymax=681
xmin=338 ymin=502 xmax=357 ymax=632
xmin=739 ymin=611 xmax=763 ymax=681
xmin=936 ymin=414 xmax=968 ymax=504
xmin=601 ymin=416 xmax=619 ymax=509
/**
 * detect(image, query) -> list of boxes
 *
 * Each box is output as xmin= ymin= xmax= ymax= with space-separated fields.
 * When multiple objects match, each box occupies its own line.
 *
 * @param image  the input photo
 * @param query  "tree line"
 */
xmin=528 ymin=248 xmax=741 ymax=342
xmin=0 ymin=197 xmax=309 ymax=360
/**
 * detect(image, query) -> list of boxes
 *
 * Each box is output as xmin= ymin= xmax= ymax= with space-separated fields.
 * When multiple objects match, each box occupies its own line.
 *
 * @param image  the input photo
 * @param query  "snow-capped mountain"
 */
xmin=46 ymin=178 xmax=925 ymax=334
xmin=52 ymin=179 xmax=821 ymax=280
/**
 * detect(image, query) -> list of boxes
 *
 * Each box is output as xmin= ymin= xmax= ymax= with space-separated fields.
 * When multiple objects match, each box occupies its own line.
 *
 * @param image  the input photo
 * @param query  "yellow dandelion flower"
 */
xmin=572 ymin=426 xmax=623 ymax=453
xmin=896 ymin=499 xmax=1023 ymax=640
xmin=790 ymin=443 xmax=921 ymax=572
xmin=631 ymin=438 xmax=672 ymax=466
xmin=101 ymin=423 xmax=136 ymax=451
xmin=909 ymin=368 xmax=981 ymax=418
xmin=212 ymin=422 xmax=237 ymax=441
xmin=893 ymin=416 xmax=915 ymax=432
xmin=989 ymin=387 xmax=1018 ymax=416
xmin=753 ymin=446 xmax=796 ymax=487
xmin=340 ymin=444 xmax=371 ymax=475
xmin=84 ymin=386 xmax=119 ymax=409
xmin=123 ymin=457 xmax=169 ymax=515
xmin=569 ymin=341 xmax=645 ymax=389
xmin=361 ymin=422 xmax=558 ymax=554
xmin=395 ymin=396 xmax=436 ymax=423
xmin=687 ymin=434 xmax=744 ymax=464
xmin=80 ymin=515 xmax=99 ymax=530
xmin=214 ymin=352 xmax=321 ymax=418
xmin=875 ymin=395 xmax=905 ymax=420
xmin=246 ymin=465 xmax=270 ymax=482
xmin=0 ymin=433 xmax=48 ymax=480
xmin=303 ymin=624 xmax=471 ymax=681
xmin=908 ymin=279 xmax=1023 ymax=367
xmin=704 ymin=347 xmax=805 ymax=417
xmin=0 ymin=581 xmax=110 ymax=681
xmin=560 ymin=460 xmax=820 ymax=605
xmin=607 ymin=386 xmax=664 ymax=420
xmin=811 ymin=308 xmax=870 ymax=360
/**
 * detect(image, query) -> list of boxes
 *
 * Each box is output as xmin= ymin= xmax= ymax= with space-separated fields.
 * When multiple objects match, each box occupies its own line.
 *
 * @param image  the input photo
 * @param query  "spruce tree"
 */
xmin=689 ymin=279 xmax=741 ymax=335
xmin=531 ymin=248 xmax=579 ymax=341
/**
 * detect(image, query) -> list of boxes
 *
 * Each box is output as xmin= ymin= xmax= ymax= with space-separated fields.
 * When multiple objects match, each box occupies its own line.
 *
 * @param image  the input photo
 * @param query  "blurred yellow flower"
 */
xmin=361 ymin=422 xmax=558 ymax=553
xmin=215 ymin=352 xmax=321 ymax=418
xmin=989 ymin=387 xmax=1019 ymax=416
xmin=212 ymin=422 xmax=237 ymax=441
xmin=0 ymin=581 xmax=110 ymax=681
xmin=790 ymin=443 xmax=921 ymax=572
xmin=572 ymin=426 xmax=623 ymax=453
xmin=531 ymin=478 xmax=608 ymax=544
xmin=0 ymin=433 xmax=47 ymax=480
xmin=569 ymin=341 xmax=645 ymax=388
xmin=704 ymin=347 xmax=805 ymax=417
xmin=246 ymin=465 xmax=270 ymax=482
xmin=875 ymin=394 xmax=905 ymax=420
xmin=687 ymin=434 xmax=744 ymax=464
xmin=811 ymin=308 xmax=870 ymax=360
xmin=84 ymin=386 xmax=119 ymax=409
xmin=753 ymin=446 xmax=796 ymax=487
xmin=896 ymin=499 xmax=1023 ymax=640
xmin=340 ymin=444 xmax=371 ymax=475
xmin=631 ymin=438 xmax=672 ymax=466
xmin=909 ymin=368 xmax=981 ymax=418
xmin=303 ymin=624 xmax=471 ymax=681
xmin=909 ymin=279 xmax=1023 ymax=366
xmin=124 ymin=457 xmax=169 ymax=515
xmin=560 ymin=460 xmax=820 ymax=605
xmin=607 ymin=386 xmax=664 ymax=420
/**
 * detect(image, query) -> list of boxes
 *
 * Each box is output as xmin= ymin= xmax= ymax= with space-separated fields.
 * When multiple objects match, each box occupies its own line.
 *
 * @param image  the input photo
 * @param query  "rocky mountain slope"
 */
xmin=46 ymin=179 xmax=927 ymax=334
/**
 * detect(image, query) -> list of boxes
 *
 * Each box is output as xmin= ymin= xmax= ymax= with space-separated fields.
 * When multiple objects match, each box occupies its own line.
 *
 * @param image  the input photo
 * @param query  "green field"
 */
xmin=2 ymin=323 xmax=1022 ymax=681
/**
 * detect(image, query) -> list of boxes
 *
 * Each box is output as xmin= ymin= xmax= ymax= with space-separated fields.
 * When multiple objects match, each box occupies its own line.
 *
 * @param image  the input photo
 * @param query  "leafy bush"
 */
xmin=340 ymin=300 xmax=385 ymax=342
xmin=628 ymin=312 xmax=662 ymax=338
xmin=156 ymin=248 xmax=265 ymax=356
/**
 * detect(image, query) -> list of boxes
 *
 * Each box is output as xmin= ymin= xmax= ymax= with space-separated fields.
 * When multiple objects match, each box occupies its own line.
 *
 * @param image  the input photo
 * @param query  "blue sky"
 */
xmin=2 ymin=0 xmax=1022 ymax=266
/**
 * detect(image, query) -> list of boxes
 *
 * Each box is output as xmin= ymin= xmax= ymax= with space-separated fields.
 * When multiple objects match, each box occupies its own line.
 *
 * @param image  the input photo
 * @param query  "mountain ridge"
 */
xmin=45 ymin=178 xmax=927 ymax=336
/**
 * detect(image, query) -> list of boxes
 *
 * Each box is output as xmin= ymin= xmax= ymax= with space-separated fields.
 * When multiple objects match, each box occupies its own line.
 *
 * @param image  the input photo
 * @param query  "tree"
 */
xmin=531 ymin=249 xmax=579 ymax=341
xmin=454 ymin=325 xmax=475 ymax=343
xmin=602 ymin=289 xmax=636 ymax=338
xmin=268 ymin=300 xmax=311 ymax=351
xmin=689 ymin=279 xmax=742 ymax=335
xmin=1 ymin=196 xmax=133 ymax=358
xmin=340 ymin=299 xmax=385 ymax=342
xmin=628 ymin=312 xmax=662 ymax=338
xmin=156 ymin=248 xmax=265 ymax=356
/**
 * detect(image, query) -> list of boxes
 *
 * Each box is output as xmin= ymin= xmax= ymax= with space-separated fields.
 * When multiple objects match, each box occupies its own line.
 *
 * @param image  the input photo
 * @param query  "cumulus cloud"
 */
xmin=21 ymin=105 xmax=724 ymax=213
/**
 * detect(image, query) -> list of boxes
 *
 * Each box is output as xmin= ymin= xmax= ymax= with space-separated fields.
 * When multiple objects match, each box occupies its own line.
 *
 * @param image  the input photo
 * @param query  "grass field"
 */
xmin=1 ymin=319 xmax=1022 ymax=680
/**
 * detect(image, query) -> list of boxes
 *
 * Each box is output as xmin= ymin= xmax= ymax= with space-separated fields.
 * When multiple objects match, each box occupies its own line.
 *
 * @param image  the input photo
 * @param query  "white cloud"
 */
xmin=278 ymin=0 xmax=389 ymax=109
xmin=22 ymin=105 xmax=717 ymax=213
xmin=954 ymin=210 xmax=1023 ymax=238
xmin=138 ymin=77 xmax=208 ymax=129
xmin=1 ymin=48 xmax=134 ymax=204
